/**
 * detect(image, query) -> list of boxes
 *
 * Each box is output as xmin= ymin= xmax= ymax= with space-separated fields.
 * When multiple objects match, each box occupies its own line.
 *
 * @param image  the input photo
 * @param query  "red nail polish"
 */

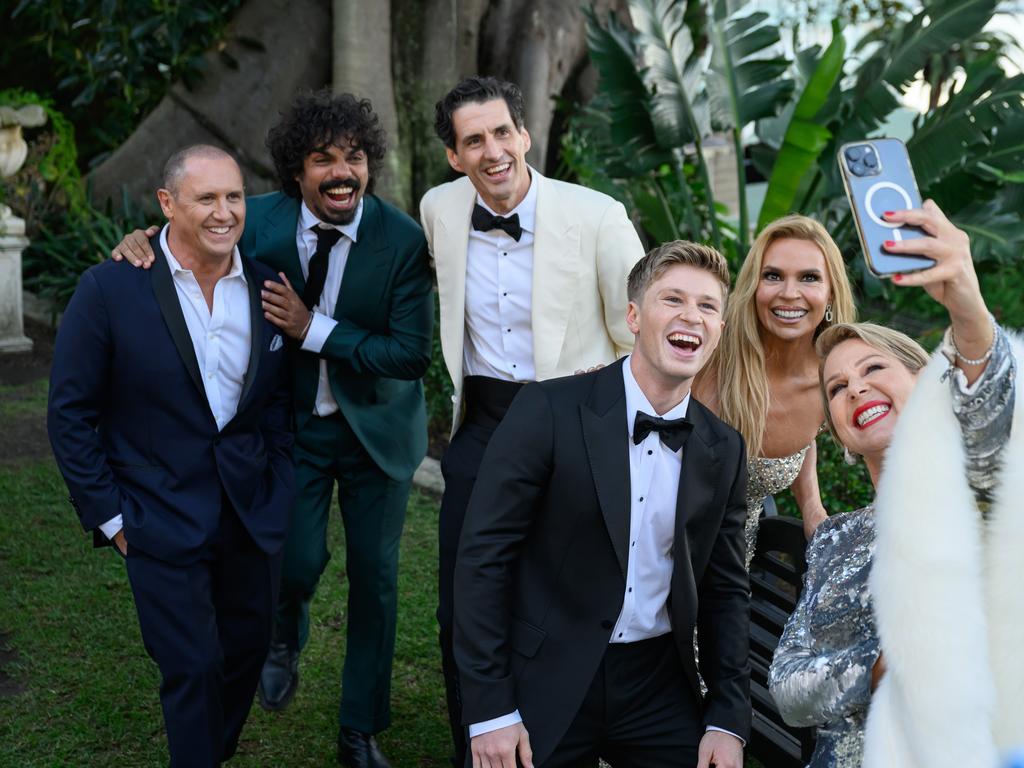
xmin=884 ymin=240 xmax=895 ymax=248
xmin=884 ymin=211 xmax=895 ymax=217
xmin=892 ymin=274 xmax=903 ymax=282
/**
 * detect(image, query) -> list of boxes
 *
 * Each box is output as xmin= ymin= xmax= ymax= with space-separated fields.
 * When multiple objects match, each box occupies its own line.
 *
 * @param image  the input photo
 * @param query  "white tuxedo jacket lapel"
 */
xmin=531 ymin=172 xmax=582 ymax=379
xmin=431 ymin=180 xmax=476 ymax=393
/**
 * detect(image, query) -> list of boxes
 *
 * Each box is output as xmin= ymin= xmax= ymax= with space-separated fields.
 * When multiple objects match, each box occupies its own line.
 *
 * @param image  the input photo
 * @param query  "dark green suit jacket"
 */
xmin=239 ymin=191 xmax=433 ymax=482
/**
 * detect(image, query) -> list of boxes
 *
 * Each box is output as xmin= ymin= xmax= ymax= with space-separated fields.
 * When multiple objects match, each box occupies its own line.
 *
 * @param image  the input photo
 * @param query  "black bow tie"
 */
xmin=472 ymin=203 xmax=523 ymax=242
xmin=633 ymin=411 xmax=693 ymax=452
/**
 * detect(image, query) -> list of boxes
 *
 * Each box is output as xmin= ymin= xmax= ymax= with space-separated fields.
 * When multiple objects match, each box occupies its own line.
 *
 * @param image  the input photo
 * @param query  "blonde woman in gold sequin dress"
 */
xmin=694 ymin=215 xmax=856 ymax=565
xmin=769 ymin=201 xmax=1019 ymax=767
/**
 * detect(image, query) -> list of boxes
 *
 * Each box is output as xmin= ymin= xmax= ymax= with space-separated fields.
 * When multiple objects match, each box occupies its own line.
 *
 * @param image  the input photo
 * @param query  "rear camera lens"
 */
xmin=845 ymin=146 xmax=866 ymax=161
xmin=851 ymin=161 xmax=866 ymax=176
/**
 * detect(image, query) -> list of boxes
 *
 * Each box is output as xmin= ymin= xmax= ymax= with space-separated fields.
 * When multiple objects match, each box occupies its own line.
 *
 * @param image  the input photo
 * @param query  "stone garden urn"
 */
xmin=0 ymin=103 xmax=47 ymax=353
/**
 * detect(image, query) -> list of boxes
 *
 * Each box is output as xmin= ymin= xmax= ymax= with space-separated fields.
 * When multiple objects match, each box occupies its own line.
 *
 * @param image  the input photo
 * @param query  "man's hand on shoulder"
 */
xmin=110 ymin=226 xmax=160 ymax=268
xmin=471 ymin=723 xmax=533 ymax=768
xmin=697 ymin=730 xmax=743 ymax=768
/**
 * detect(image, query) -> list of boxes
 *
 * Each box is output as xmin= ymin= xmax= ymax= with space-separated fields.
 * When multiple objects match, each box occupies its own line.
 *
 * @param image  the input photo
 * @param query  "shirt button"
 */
xmin=512 ymin=364 xmax=517 ymax=369
xmin=638 ymin=496 xmax=644 ymax=502
xmin=502 ymin=252 xmax=508 ymax=256
xmin=631 ymin=541 xmax=636 ymax=547
xmin=628 ymin=587 xmax=633 ymax=593
xmin=506 ymin=328 xmax=511 ymax=333
xmin=618 ymin=632 xmax=624 ymax=638
xmin=648 ymin=449 xmax=653 ymax=455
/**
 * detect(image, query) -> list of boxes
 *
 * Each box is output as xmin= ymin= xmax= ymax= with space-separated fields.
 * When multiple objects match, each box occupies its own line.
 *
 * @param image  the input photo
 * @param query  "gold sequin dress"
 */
xmin=743 ymin=446 xmax=810 ymax=568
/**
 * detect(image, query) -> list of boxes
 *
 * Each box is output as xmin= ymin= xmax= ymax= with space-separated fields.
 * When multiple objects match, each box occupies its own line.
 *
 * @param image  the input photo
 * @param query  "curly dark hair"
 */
xmin=266 ymin=89 xmax=387 ymax=198
xmin=434 ymin=76 xmax=526 ymax=150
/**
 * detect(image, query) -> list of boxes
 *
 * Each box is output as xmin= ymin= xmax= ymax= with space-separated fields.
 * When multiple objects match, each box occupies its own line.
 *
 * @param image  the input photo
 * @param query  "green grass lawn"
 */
xmin=0 ymin=458 xmax=449 ymax=766
xmin=0 ymin=380 xmax=766 ymax=767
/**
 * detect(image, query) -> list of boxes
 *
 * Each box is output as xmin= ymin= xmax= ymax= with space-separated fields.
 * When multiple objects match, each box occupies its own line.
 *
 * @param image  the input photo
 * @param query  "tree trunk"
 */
xmin=333 ymin=0 xmax=410 ymax=210
xmin=87 ymin=0 xmax=624 ymax=216
xmin=87 ymin=0 xmax=331 ymax=209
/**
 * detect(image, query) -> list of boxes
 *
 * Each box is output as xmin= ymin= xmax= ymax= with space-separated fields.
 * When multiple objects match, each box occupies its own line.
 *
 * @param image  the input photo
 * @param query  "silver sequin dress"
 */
xmin=767 ymin=323 xmax=1016 ymax=768
xmin=744 ymin=447 xmax=810 ymax=569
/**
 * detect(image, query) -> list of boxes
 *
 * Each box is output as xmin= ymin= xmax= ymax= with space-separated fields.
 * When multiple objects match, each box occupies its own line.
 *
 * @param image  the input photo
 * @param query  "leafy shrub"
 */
xmin=2 ymin=0 xmax=243 ymax=168
xmin=775 ymin=437 xmax=875 ymax=521
xmin=22 ymin=192 xmax=157 ymax=311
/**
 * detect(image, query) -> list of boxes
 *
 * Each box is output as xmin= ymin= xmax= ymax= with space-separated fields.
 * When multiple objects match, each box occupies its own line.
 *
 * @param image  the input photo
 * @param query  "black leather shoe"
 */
xmin=337 ymin=728 xmax=392 ymax=768
xmin=257 ymin=642 xmax=299 ymax=711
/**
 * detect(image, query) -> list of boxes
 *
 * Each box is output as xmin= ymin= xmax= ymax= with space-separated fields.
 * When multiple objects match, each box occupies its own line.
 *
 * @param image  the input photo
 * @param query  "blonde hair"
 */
xmin=627 ymin=240 xmax=731 ymax=304
xmin=816 ymin=322 xmax=929 ymax=442
xmin=712 ymin=215 xmax=856 ymax=458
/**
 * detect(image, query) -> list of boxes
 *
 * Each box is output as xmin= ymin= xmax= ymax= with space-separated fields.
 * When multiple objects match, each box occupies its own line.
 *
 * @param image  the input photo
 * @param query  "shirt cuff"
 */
xmin=706 ymin=725 xmax=745 ymax=747
xmin=99 ymin=515 xmax=124 ymax=540
xmin=300 ymin=312 xmax=337 ymax=354
xmin=468 ymin=710 xmax=523 ymax=738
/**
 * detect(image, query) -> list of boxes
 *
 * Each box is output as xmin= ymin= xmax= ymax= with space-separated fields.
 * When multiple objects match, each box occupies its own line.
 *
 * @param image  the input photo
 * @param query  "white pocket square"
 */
xmin=269 ymin=334 xmax=284 ymax=352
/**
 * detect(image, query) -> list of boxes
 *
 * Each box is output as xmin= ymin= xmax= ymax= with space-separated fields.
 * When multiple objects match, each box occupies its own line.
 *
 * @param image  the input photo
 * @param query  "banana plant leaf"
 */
xmin=756 ymin=20 xmax=845 ymax=232
xmin=706 ymin=0 xmax=793 ymax=245
xmin=583 ymin=6 xmax=660 ymax=154
xmin=843 ymin=0 xmax=998 ymax=139
xmin=909 ymin=53 xmax=1024 ymax=190
xmin=629 ymin=0 xmax=711 ymax=151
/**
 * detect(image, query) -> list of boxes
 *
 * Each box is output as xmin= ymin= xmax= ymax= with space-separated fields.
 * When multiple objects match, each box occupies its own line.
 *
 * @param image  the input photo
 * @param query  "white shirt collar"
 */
xmin=300 ymin=198 xmax=363 ymax=243
xmin=160 ymin=224 xmax=245 ymax=282
xmin=622 ymin=355 xmax=690 ymax=440
xmin=474 ymin=166 xmax=537 ymax=235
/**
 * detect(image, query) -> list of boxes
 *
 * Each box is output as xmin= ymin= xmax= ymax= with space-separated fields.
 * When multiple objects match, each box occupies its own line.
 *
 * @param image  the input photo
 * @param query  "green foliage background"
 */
xmin=1 ymin=0 xmax=243 ymax=169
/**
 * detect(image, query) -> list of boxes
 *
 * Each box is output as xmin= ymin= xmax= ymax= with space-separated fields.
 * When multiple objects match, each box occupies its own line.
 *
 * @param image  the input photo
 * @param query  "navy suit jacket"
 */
xmin=47 ymin=237 xmax=294 ymax=565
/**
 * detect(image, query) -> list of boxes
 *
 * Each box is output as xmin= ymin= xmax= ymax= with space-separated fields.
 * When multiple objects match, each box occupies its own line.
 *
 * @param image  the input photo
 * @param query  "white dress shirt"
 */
xmin=295 ymin=200 xmax=363 ymax=416
xmin=462 ymin=172 xmax=537 ymax=382
xmin=100 ymin=224 xmax=251 ymax=539
xmin=471 ymin=357 xmax=741 ymax=745
xmin=611 ymin=354 xmax=689 ymax=642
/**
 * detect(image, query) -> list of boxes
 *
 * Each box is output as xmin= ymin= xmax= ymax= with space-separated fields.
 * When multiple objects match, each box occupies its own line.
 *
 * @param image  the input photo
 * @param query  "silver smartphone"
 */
xmin=837 ymin=138 xmax=935 ymax=278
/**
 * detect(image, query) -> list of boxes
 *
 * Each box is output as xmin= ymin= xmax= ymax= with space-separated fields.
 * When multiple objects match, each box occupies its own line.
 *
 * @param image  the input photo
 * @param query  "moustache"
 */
xmin=319 ymin=179 xmax=360 ymax=194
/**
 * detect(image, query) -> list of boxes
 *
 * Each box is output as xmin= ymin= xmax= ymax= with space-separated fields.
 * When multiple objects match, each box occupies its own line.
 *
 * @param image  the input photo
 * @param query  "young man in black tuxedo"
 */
xmin=453 ymin=241 xmax=750 ymax=768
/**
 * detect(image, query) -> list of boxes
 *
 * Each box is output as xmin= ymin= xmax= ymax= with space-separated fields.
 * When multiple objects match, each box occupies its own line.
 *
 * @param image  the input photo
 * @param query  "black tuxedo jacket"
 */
xmin=453 ymin=359 xmax=750 ymax=764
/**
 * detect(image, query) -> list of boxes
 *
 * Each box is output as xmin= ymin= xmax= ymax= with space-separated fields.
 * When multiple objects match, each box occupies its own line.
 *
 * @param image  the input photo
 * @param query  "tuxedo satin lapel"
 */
xmin=150 ymin=239 xmax=205 ymax=398
xmin=580 ymin=361 xmax=630 ymax=578
xmin=532 ymin=173 xmax=582 ymax=378
xmin=672 ymin=403 xmax=720 ymax=621
xmin=433 ymin=183 xmax=475 ymax=387
xmin=337 ymin=196 xmax=390 ymax=318
xmin=237 ymin=258 xmax=263 ymax=408
xmin=258 ymin=196 xmax=306 ymax=291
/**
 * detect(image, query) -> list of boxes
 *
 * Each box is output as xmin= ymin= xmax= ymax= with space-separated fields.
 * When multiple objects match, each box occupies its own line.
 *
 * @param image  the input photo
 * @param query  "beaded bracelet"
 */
xmin=951 ymin=314 xmax=997 ymax=366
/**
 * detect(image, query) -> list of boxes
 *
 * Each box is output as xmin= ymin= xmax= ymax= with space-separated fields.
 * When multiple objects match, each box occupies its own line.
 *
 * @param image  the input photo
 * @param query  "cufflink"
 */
xmin=270 ymin=334 xmax=284 ymax=352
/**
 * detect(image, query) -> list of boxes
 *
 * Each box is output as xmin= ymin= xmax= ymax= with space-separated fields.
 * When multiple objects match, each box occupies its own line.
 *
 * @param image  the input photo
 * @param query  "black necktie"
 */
xmin=303 ymin=226 xmax=344 ymax=310
xmin=633 ymin=411 xmax=693 ymax=452
xmin=471 ymin=203 xmax=523 ymax=242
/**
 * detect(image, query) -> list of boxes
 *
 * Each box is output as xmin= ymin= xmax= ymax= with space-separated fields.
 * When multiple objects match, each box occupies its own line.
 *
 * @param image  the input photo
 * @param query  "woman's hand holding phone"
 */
xmin=885 ymin=200 xmax=992 ymax=371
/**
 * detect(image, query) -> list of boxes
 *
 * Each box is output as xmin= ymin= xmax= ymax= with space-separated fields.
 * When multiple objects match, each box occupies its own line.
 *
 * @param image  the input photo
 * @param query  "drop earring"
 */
xmin=825 ymin=302 xmax=834 ymax=324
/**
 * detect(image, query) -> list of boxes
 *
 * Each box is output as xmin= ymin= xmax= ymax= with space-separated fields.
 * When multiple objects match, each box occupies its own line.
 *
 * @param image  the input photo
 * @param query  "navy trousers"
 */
xmin=125 ymin=495 xmax=282 ymax=767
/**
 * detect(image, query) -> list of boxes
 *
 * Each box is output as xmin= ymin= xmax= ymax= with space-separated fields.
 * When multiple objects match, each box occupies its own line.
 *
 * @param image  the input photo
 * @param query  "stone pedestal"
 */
xmin=0 ymin=206 xmax=33 ymax=354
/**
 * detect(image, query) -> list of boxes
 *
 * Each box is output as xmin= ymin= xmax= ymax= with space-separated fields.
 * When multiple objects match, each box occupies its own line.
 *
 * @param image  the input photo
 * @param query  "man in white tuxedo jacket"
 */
xmin=419 ymin=75 xmax=645 ymax=767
